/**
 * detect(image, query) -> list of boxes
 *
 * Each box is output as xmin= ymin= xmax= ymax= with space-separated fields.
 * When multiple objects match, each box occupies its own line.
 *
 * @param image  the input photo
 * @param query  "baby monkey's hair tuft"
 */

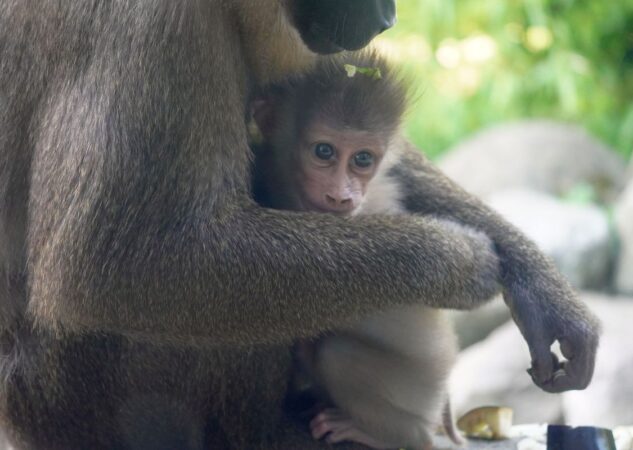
xmin=286 ymin=50 xmax=410 ymax=137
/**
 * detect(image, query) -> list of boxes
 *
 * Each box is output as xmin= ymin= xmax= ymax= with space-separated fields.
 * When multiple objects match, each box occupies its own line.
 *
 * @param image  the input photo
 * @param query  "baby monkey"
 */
xmin=252 ymin=52 xmax=465 ymax=450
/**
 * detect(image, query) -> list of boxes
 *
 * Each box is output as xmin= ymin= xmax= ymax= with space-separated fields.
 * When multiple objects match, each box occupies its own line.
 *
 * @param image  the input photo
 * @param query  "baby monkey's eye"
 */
xmin=353 ymin=151 xmax=374 ymax=168
xmin=313 ymin=143 xmax=335 ymax=160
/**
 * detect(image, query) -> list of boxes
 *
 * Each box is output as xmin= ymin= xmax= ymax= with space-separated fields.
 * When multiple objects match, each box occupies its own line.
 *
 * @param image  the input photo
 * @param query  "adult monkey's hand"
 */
xmin=503 ymin=260 xmax=601 ymax=392
xmin=389 ymin=141 xmax=601 ymax=392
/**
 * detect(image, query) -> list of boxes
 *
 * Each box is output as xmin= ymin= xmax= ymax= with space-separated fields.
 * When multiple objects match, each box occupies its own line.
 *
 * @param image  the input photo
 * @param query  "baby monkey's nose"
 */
xmin=325 ymin=194 xmax=354 ymax=210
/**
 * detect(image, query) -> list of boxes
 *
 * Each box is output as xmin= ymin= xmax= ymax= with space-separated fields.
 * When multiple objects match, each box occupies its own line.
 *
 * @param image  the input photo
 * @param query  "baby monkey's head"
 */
xmin=253 ymin=51 xmax=409 ymax=215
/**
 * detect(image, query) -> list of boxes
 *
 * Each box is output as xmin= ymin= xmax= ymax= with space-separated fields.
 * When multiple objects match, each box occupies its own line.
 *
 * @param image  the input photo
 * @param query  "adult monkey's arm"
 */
xmin=21 ymin=1 xmax=501 ymax=346
xmin=388 ymin=140 xmax=601 ymax=393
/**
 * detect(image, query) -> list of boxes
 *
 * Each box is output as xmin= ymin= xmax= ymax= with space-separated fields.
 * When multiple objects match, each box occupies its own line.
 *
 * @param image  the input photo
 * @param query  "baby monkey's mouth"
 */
xmin=300 ymin=198 xmax=354 ymax=217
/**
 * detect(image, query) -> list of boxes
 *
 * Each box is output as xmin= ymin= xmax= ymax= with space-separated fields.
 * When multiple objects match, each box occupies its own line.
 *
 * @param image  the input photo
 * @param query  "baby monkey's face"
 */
xmin=295 ymin=122 xmax=387 ymax=215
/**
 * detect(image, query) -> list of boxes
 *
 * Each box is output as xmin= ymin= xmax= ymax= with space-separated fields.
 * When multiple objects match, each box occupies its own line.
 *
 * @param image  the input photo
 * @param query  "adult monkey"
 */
xmin=0 ymin=1 xmax=598 ymax=449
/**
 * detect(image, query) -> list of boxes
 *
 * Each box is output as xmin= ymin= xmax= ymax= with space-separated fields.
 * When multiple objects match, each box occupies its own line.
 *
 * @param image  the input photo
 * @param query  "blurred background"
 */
xmin=373 ymin=0 xmax=633 ymax=434
xmin=378 ymin=0 xmax=633 ymax=160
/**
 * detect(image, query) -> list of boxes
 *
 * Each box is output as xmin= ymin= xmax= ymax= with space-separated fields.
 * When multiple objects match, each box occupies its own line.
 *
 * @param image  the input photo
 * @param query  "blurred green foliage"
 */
xmin=377 ymin=0 xmax=633 ymax=159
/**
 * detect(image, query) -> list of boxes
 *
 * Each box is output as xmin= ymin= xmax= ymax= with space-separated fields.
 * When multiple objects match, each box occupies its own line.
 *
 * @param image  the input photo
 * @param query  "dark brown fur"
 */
xmin=276 ymin=52 xmax=407 ymax=135
xmin=252 ymin=51 xmax=408 ymax=211
xmin=0 ymin=1 xmax=598 ymax=449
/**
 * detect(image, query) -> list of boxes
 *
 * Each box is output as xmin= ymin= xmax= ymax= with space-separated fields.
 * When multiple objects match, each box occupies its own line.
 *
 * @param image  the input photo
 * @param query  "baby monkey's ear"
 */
xmin=250 ymin=92 xmax=280 ymax=143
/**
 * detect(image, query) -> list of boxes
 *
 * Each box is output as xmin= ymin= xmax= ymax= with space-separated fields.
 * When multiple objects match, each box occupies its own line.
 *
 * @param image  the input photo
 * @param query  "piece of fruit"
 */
xmin=457 ymin=406 xmax=513 ymax=440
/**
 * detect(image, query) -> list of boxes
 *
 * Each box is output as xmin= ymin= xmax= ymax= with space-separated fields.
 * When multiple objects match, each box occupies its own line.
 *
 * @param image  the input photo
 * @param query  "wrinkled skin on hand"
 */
xmin=505 ymin=265 xmax=601 ymax=392
xmin=390 ymin=141 xmax=601 ymax=393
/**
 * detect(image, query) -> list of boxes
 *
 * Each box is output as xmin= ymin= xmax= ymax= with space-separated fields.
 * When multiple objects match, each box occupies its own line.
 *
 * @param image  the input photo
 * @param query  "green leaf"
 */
xmin=344 ymin=64 xmax=357 ymax=77
xmin=344 ymin=64 xmax=382 ymax=80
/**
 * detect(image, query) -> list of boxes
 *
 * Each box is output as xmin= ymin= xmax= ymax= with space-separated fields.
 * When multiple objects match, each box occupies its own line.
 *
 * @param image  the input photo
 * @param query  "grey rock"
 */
xmin=487 ymin=189 xmax=613 ymax=289
xmin=614 ymin=183 xmax=633 ymax=294
xmin=562 ymin=294 xmax=633 ymax=427
xmin=449 ymin=320 xmax=564 ymax=425
xmin=449 ymin=293 xmax=633 ymax=429
xmin=438 ymin=120 xmax=627 ymax=203
xmin=450 ymin=296 xmax=511 ymax=349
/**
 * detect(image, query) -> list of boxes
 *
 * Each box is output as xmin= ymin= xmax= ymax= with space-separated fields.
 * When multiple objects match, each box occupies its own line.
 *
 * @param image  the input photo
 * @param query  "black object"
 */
xmin=294 ymin=0 xmax=397 ymax=54
xmin=547 ymin=425 xmax=616 ymax=450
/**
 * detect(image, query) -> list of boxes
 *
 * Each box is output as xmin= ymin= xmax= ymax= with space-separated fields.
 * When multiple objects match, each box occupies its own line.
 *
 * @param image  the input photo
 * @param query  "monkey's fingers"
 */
xmin=526 ymin=335 xmax=556 ymax=388
xmin=310 ymin=409 xmax=349 ymax=440
xmin=540 ymin=334 xmax=599 ymax=393
xmin=324 ymin=423 xmax=355 ymax=445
